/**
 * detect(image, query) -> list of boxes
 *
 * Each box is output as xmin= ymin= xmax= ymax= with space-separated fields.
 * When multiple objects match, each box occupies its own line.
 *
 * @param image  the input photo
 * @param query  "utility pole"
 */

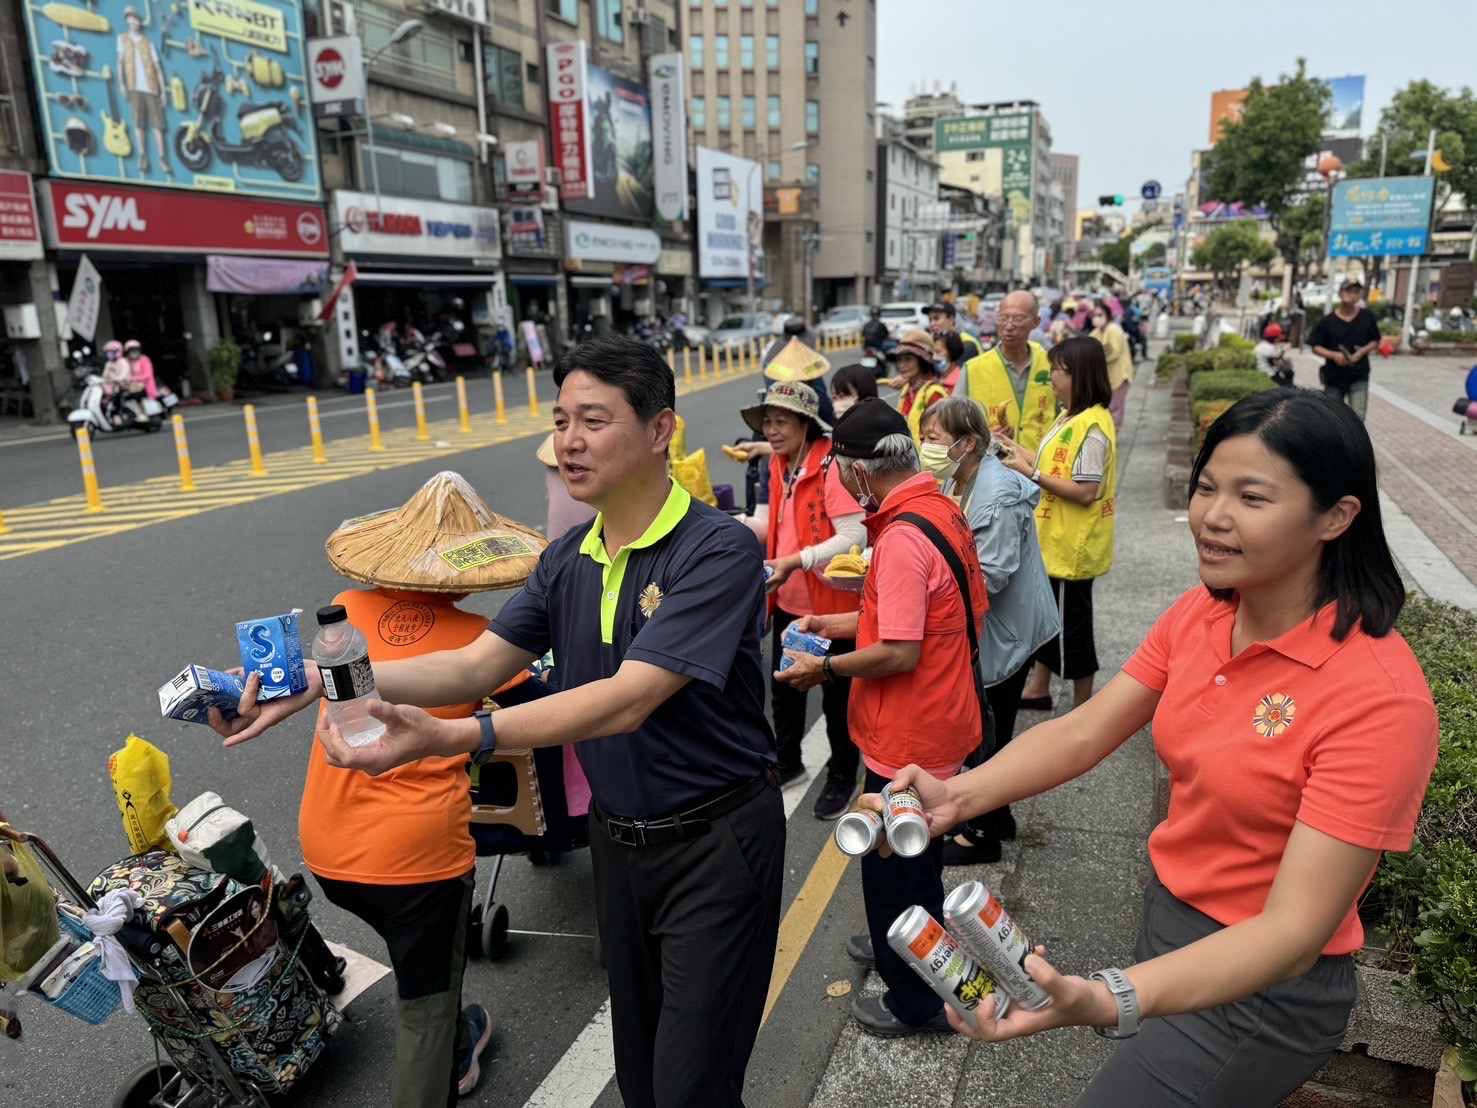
xmin=1402 ymin=128 xmax=1437 ymax=341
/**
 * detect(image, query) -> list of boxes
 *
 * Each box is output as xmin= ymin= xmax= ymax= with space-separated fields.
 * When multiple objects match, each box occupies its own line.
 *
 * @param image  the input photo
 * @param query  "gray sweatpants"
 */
xmin=1077 ymin=873 xmax=1356 ymax=1108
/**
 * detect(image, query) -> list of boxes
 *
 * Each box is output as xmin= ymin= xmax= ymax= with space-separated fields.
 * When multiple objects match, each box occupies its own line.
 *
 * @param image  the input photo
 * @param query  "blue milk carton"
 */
xmin=235 ymin=610 xmax=308 ymax=700
xmin=779 ymin=623 xmax=832 ymax=672
xmin=159 ymin=665 xmax=250 ymax=725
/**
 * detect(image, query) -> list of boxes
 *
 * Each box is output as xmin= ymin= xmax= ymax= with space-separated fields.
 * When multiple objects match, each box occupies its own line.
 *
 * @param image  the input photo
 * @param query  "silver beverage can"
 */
xmin=886 ymin=905 xmax=1008 ymax=1029
xmin=834 ymin=808 xmax=883 ymax=856
xmin=944 ymin=880 xmax=1051 ymax=1010
xmin=881 ymin=784 xmax=930 ymax=857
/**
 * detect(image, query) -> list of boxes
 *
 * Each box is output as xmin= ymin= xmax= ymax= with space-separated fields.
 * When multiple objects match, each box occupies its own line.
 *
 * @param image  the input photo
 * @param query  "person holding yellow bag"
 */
xmin=993 ymin=337 xmax=1116 ymax=711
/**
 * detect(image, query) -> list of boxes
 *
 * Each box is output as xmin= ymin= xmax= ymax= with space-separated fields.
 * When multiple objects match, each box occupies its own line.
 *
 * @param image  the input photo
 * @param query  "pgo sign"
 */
xmin=308 ymin=36 xmax=365 ymax=120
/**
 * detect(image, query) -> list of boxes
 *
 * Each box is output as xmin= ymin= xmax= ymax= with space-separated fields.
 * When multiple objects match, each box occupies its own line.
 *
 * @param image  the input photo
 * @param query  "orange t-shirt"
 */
xmin=1123 ymin=587 xmax=1438 ymax=955
xmin=299 ymin=588 xmax=524 ymax=885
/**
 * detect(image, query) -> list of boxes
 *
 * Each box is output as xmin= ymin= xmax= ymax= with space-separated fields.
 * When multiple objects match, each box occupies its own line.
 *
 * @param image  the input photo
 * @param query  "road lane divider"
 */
xmin=172 ymin=415 xmax=196 ymax=491
xmin=76 ymin=426 xmax=105 ymax=513
xmin=307 ymin=396 xmax=327 ymax=463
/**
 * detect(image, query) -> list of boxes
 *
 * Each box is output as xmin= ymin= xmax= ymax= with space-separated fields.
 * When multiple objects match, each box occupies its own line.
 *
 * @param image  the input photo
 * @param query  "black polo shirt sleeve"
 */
xmin=624 ymin=528 xmax=764 ymax=693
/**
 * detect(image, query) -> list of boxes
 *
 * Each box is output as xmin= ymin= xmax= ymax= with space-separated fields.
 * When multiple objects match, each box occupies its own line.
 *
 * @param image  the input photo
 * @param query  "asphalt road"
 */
xmin=0 ymin=364 xmax=872 ymax=1107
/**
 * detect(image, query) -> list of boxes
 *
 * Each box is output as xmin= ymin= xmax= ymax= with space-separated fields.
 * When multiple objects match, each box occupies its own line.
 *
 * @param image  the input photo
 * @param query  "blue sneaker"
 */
xmin=457 ymin=1004 xmax=493 ymax=1097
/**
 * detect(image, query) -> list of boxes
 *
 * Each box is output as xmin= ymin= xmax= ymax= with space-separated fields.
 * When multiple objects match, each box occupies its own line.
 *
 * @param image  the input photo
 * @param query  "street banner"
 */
xmin=66 ymin=253 xmax=102 ymax=341
xmin=0 ymin=171 xmax=44 ymax=261
xmin=547 ymin=40 xmax=594 ymax=201
xmin=206 ymin=255 xmax=329 ymax=294
xmin=935 ymin=113 xmax=1034 ymax=225
xmin=649 ymin=52 xmax=688 ymax=223
xmin=22 ymin=0 xmax=321 ymax=200
xmin=1328 ymin=176 xmax=1436 ymax=257
xmin=696 ymin=146 xmax=763 ymax=279
xmin=307 ymin=36 xmax=365 ymax=120
xmin=42 ymin=180 xmax=327 ymax=256
xmin=563 ymin=63 xmax=654 ymax=222
xmin=316 ymin=260 xmax=358 ymax=322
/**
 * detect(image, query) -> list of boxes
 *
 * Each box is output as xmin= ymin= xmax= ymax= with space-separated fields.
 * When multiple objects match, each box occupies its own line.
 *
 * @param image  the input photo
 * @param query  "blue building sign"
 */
xmin=1328 ymin=176 xmax=1435 ymax=258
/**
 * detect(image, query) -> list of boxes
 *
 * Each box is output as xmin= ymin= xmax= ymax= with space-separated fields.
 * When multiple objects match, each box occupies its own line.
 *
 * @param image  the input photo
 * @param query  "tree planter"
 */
xmin=1413 ymin=342 xmax=1477 ymax=355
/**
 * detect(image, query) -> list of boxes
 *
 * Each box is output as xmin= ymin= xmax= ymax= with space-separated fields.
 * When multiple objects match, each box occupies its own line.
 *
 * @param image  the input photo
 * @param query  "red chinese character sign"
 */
xmin=546 ymin=40 xmax=593 ymax=202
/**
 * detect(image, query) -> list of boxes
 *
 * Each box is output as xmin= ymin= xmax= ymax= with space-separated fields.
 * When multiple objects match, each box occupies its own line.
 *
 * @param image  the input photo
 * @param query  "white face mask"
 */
xmin=833 ymin=396 xmax=856 ymax=416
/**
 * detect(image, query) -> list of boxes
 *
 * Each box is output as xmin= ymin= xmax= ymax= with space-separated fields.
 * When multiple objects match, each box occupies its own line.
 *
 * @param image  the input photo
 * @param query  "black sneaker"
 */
xmin=777 ymin=765 xmax=808 ymax=789
xmin=846 ymin=933 xmax=875 ymax=968
xmin=942 ymin=833 xmax=1002 ymax=866
xmin=813 ymin=777 xmax=859 ymax=820
xmin=456 ymin=1003 xmax=492 ymax=1097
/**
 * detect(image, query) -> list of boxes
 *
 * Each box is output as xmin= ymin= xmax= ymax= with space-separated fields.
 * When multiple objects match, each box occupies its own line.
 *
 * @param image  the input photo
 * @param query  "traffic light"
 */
xmin=1098 ymin=195 xmax=1124 ymax=207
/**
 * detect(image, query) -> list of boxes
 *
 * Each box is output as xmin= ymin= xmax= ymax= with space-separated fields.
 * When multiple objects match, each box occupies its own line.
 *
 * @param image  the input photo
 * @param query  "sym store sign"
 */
xmin=22 ymin=0 xmax=321 ymax=201
xmin=334 ymin=191 xmax=501 ymax=264
xmin=42 ymin=180 xmax=327 ymax=256
xmin=566 ymin=220 xmax=660 ymax=265
xmin=307 ymin=36 xmax=365 ymax=120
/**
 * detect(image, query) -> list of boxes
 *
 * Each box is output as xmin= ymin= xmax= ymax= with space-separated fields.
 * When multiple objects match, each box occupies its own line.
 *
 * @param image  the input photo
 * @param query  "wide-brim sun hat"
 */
xmin=741 ymin=380 xmax=830 ymax=435
xmin=888 ymin=328 xmax=935 ymax=367
xmin=763 ymin=337 xmax=830 ymax=382
xmin=326 ymin=471 xmax=547 ymax=593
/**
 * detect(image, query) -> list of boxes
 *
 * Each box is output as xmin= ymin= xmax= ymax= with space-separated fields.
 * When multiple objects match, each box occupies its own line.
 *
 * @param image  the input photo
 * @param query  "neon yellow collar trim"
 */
xmin=579 ymin=480 xmax=692 ymax=643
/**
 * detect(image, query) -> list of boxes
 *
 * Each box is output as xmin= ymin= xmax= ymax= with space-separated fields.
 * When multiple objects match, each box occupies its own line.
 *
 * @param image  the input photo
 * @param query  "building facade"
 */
xmin=1050 ymin=152 xmax=1079 ymax=254
xmin=875 ymin=115 xmax=941 ymax=302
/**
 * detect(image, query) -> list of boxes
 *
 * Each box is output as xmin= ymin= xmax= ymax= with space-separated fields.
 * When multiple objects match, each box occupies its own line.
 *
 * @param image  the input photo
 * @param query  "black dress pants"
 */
xmin=589 ymin=782 xmax=786 ymax=1108
xmin=770 ymin=606 xmax=858 ymax=786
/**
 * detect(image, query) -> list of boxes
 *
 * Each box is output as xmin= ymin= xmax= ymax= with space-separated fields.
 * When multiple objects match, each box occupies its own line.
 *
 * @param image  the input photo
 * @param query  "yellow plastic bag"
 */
xmin=108 ymin=735 xmax=179 ymax=856
xmin=669 ymin=414 xmax=688 ymax=463
xmin=0 ymin=833 xmax=59 ymax=982
xmin=671 ymin=447 xmax=717 ymax=507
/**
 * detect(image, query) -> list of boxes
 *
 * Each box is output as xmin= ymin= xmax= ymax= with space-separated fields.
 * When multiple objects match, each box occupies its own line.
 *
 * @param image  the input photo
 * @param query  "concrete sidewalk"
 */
xmin=806 ymin=357 xmax=1198 ymax=1106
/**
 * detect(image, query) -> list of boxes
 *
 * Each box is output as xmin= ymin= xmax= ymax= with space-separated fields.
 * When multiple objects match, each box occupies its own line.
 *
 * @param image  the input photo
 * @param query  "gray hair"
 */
xmin=852 ymin=432 xmax=919 ymax=477
xmin=919 ymin=395 xmax=991 ymax=455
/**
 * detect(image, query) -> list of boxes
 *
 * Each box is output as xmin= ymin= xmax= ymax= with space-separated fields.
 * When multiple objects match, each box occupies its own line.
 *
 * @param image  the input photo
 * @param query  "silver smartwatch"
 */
xmin=1088 ymin=967 xmax=1140 ymax=1039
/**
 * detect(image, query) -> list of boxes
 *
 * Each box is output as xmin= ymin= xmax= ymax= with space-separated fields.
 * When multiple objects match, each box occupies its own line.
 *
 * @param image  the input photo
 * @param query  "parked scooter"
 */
xmin=173 ymin=49 xmax=306 ymax=181
xmin=365 ymin=327 xmax=413 ymax=389
xmin=398 ymin=325 xmax=448 ymax=384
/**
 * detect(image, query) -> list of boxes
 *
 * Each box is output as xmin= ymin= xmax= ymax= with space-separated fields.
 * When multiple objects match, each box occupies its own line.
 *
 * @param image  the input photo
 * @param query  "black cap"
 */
xmin=783 ymin=316 xmax=808 ymax=335
xmin=317 ymin=604 xmax=348 ymax=626
xmin=830 ymin=397 xmax=911 ymax=458
xmin=926 ymin=301 xmax=956 ymax=317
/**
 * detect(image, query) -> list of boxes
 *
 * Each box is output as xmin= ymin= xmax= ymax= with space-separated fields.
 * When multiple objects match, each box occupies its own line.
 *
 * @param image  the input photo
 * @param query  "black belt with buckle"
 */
xmin=596 ymin=768 xmax=776 ymax=847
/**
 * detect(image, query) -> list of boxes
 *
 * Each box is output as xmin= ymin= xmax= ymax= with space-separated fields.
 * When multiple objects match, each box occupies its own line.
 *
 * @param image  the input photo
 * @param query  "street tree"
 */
xmin=1191 ymin=220 xmax=1277 ymax=299
xmin=1204 ymin=59 xmax=1329 ymax=299
xmin=1279 ymin=195 xmax=1326 ymax=287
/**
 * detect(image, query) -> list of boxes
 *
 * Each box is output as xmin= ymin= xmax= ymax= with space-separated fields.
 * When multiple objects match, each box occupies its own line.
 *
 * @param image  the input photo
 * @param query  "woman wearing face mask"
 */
xmin=741 ymin=381 xmax=868 ymax=819
xmin=932 ymin=331 xmax=966 ymax=393
xmin=829 ymin=364 xmax=879 ymax=420
xmin=1090 ymin=306 xmax=1133 ymax=430
xmin=862 ymin=391 xmax=1437 ymax=1106
xmin=919 ymin=397 xmax=1060 ymax=864
xmin=887 ymin=328 xmax=949 ymax=447
xmin=994 ymin=337 xmax=1116 ymax=712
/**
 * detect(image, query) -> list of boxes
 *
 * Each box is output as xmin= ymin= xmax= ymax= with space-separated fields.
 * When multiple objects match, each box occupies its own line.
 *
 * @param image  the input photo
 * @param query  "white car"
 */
xmin=816 ymin=305 xmax=871 ymax=338
xmin=878 ymin=301 xmax=930 ymax=340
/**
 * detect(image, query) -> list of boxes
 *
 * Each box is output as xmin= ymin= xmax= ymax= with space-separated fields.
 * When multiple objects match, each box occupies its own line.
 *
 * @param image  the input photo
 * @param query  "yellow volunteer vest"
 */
xmin=904 ymin=380 xmax=950 ymax=446
xmin=1034 ymin=405 xmax=1117 ymax=581
xmin=961 ymin=343 xmax=1057 ymax=454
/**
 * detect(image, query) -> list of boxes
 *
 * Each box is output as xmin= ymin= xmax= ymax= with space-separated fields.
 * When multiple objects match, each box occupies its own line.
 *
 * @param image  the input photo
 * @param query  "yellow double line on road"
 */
xmin=0 ymin=359 xmax=793 ymax=562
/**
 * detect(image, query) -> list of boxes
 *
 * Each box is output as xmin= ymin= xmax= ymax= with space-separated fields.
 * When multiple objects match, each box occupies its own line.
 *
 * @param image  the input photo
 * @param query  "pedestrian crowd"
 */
xmin=207 ymin=309 xmax=1437 ymax=1107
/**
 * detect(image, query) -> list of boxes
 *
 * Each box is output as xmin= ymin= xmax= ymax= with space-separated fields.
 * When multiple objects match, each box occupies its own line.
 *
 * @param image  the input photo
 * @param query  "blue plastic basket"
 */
xmin=40 ymin=913 xmax=123 ymax=1026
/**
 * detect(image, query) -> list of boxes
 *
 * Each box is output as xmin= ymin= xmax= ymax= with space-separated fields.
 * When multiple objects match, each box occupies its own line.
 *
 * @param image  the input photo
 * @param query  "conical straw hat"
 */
xmin=326 ymin=471 xmax=547 ymax=593
xmin=534 ymin=432 xmax=558 ymax=468
xmin=763 ymin=337 xmax=830 ymax=382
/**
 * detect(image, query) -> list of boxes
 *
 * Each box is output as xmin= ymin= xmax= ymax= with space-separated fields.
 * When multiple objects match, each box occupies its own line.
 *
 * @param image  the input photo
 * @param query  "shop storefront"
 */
xmin=39 ymin=181 xmax=328 ymax=395
xmin=565 ymin=219 xmax=662 ymax=336
xmin=331 ymin=190 xmax=503 ymax=374
xmin=0 ymin=171 xmax=51 ymax=419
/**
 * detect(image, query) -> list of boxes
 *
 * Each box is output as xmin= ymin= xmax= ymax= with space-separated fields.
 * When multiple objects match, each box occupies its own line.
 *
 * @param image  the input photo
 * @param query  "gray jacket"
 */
xmin=946 ymin=456 xmax=1060 ymax=686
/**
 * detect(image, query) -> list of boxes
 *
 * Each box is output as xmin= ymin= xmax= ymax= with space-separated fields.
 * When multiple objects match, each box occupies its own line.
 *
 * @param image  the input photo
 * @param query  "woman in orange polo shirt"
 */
xmin=876 ymin=390 xmax=1439 ymax=1105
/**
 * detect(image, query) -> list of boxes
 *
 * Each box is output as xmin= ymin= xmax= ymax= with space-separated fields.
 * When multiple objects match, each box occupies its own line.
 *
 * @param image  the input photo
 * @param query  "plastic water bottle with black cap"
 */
xmin=312 ymin=605 xmax=385 ymax=747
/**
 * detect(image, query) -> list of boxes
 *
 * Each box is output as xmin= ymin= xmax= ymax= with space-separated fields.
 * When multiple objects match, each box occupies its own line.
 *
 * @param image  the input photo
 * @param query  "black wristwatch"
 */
xmin=471 ymin=709 xmax=498 ymax=765
xmin=822 ymin=655 xmax=835 ymax=683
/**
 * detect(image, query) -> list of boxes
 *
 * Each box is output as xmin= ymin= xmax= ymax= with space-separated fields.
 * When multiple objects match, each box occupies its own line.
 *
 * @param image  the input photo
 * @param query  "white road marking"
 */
xmin=520 ymin=715 xmax=832 ymax=1108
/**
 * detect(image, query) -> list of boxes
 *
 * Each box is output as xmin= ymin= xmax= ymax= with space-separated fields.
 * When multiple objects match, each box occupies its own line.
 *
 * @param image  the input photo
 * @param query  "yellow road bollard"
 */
xmin=75 ymin=426 xmax=105 ymax=513
xmin=666 ymin=348 xmax=676 ymax=373
xmin=526 ymin=366 xmax=540 ymax=418
xmin=307 ymin=395 xmax=327 ymax=463
xmin=365 ymin=388 xmax=386 ymax=452
xmin=171 ymin=414 xmax=197 ymax=492
xmin=412 ymin=381 xmax=431 ymax=441
xmin=455 ymin=376 xmax=472 ymax=434
xmin=0 ymin=504 xmax=8 ymax=534
xmin=698 ymin=346 xmax=708 ymax=380
xmin=493 ymin=371 xmax=507 ymax=424
xmin=243 ymin=404 xmax=268 ymax=476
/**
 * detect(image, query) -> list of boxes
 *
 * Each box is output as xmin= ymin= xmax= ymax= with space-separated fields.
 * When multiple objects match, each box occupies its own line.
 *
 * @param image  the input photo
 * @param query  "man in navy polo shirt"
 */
xmin=215 ymin=334 xmax=784 ymax=1108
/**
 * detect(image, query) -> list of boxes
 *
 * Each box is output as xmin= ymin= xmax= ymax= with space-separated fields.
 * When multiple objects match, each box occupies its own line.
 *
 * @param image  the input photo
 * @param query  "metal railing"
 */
xmin=352 ymin=0 xmax=457 ymax=87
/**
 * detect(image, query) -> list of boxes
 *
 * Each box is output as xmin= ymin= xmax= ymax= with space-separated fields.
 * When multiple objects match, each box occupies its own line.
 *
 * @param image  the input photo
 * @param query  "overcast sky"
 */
xmin=876 ymin=0 xmax=1475 ymax=222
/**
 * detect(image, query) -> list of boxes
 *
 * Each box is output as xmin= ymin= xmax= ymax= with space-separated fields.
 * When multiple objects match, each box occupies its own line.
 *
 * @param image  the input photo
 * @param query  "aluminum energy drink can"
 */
xmin=944 ymin=880 xmax=1051 ymax=1010
xmin=834 ymin=808 xmax=883 ymax=856
xmin=881 ymin=784 xmax=930 ymax=857
xmin=886 ymin=905 xmax=1008 ymax=1029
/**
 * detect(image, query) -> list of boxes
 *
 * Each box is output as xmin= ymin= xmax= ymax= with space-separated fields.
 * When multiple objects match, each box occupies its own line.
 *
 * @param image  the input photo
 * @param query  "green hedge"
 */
xmin=1189 ymin=369 xmax=1276 ymax=405
xmin=1421 ymin=330 xmax=1477 ymax=345
xmin=1186 ymin=347 xmax=1259 ymax=378
xmin=1379 ymin=319 xmax=1403 ymax=336
xmin=1173 ymin=333 xmax=1197 ymax=354
xmin=1156 ymin=351 xmax=1185 ymax=381
xmin=1191 ymin=399 xmax=1233 ymax=448
xmin=1217 ymin=333 xmax=1257 ymax=353
xmin=1366 ymin=599 xmax=1477 ymax=1081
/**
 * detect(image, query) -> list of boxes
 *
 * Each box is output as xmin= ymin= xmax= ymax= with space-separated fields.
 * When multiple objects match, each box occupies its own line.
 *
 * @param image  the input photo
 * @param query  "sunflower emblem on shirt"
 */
xmin=1253 ymin=693 xmax=1296 ymax=738
xmin=638 ymin=583 xmax=664 ymax=618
